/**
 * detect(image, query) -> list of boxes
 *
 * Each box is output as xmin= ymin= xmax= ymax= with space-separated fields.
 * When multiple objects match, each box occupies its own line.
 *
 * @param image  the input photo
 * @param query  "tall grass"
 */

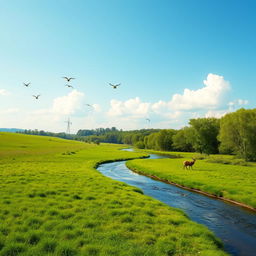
xmin=0 ymin=133 xmax=228 ymax=255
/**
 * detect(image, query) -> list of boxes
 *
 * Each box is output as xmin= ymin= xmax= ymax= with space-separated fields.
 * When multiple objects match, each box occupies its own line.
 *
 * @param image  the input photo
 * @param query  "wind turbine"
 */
xmin=146 ymin=118 xmax=151 ymax=129
xmin=65 ymin=118 xmax=72 ymax=134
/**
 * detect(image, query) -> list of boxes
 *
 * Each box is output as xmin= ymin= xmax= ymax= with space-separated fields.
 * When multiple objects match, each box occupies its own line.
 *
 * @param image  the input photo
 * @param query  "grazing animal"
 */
xmin=65 ymin=84 xmax=74 ymax=88
xmin=183 ymin=158 xmax=196 ymax=170
xmin=23 ymin=82 xmax=30 ymax=87
xmin=109 ymin=83 xmax=120 ymax=89
xmin=63 ymin=77 xmax=75 ymax=82
xmin=33 ymin=95 xmax=40 ymax=99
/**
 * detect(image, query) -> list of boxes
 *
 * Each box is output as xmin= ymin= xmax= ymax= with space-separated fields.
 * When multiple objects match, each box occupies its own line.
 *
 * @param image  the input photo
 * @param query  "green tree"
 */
xmin=219 ymin=108 xmax=256 ymax=161
xmin=144 ymin=133 xmax=159 ymax=150
xmin=135 ymin=141 xmax=145 ymax=149
xmin=172 ymin=127 xmax=194 ymax=152
xmin=189 ymin=118 xmax=220 ymax=154
xmin=156 ymin=129 xmax=176 ymax=151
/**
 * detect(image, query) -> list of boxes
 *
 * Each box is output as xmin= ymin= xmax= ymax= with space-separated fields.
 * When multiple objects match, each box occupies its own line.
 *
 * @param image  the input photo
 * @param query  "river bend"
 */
xmin=97 ymin=150 xmax=256 ymax=256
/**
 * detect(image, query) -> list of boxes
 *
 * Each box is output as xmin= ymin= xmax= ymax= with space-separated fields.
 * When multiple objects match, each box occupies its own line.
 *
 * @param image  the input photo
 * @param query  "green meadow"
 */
xmin=0 ymin=132 xmax=228 ymax=256
xmin=126 ymin=150 xmax=256 ymax=209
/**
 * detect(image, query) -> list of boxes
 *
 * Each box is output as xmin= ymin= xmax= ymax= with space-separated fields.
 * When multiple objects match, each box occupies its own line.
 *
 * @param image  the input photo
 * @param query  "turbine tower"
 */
xmin=65 ymin=118 xmax=72 ymax=134
xmin=146 ymin=118 xmax=151 ymax=129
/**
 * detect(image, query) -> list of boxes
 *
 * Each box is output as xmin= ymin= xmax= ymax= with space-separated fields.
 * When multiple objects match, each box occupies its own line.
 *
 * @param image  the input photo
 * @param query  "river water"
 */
xmin=97 ymin=149 xmax=256 ymax=256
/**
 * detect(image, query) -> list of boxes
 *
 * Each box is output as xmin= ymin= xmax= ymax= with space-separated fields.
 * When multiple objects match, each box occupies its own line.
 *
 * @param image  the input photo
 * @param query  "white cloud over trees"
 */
xmin=107 ymin=74 xmax=231 ymax=124
xmin=168 ymin=73 xmax=230 ymax=110
xmin=108 ymin=97 xmax=150 ymax=117
xmin=0 ymin=74 xmax=249 ymax=131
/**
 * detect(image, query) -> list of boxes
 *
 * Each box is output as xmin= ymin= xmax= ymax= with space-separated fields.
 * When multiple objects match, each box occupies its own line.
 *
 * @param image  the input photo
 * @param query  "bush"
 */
xmin=135 ymin=141 xmax=145 ymax=149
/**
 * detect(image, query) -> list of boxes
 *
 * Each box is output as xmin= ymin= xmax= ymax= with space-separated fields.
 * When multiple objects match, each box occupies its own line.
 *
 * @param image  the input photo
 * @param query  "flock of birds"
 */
xmin=24 ymin=77 xmax=121 ymax=100
xmin=23 ymin=82 xmax=40 ymax=99
xmin=23 ymin=77 xmax=151 ymax=123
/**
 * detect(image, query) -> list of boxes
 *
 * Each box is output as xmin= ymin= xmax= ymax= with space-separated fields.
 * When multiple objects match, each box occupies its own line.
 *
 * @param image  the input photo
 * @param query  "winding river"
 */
xmin=97 ymin=149 xmax=256 ymax=256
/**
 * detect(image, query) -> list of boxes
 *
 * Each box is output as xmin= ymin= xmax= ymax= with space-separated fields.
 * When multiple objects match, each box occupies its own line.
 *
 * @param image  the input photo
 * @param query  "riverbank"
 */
xmin=126 ymin=153 xmax=256 ymax=210
xmin=0 ymin=133 xmax=228 ymax=256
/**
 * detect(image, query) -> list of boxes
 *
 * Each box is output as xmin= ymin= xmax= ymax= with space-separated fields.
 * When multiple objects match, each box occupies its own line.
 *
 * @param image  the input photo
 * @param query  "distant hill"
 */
xmin=0 ymin=128 xmax=24 ymax=133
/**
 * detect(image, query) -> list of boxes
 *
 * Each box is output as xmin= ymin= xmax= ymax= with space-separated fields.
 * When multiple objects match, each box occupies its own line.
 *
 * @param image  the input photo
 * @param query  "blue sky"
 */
xmin=0 ymin=0 xmax=256 ymax=132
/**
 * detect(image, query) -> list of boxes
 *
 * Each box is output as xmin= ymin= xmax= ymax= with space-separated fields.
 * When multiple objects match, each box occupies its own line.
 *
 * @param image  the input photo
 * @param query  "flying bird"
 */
xmin=33 ymin=95 xmax=40 ymax=99
xmin=109 ymin=83 xmax=121 ymax=89
xmin=63 ymin=77 xmax=75 ymax=82
xmin=146 ymin=118 xmax=151 ymax=122
xmin=65 ymin=84 xmax=74 ymax=88
xmin=23 ymin=82 xmax=30 ymax=87
xmin=85 ymin=104 xmax=94 ymax=110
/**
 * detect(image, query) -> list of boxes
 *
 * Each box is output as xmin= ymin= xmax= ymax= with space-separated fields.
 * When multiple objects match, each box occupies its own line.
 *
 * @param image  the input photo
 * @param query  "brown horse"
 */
xmin=183 ymin=158 xmax=196 ymax=170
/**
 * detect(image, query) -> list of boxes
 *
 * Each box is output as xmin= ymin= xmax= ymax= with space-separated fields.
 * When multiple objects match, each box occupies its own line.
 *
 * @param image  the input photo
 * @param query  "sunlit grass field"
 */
xmin=0 ymin=133 xmax=228 ymax=256
xmin=127 ymin=150 xmax=256 ymax=209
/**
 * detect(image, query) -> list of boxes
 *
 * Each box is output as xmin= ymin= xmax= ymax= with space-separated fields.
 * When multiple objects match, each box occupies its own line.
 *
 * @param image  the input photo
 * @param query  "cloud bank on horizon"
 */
xmin=0 ymin=73 xmax=249 ymax=132
xmin=107 ymin=73 xmax=247 ymax=125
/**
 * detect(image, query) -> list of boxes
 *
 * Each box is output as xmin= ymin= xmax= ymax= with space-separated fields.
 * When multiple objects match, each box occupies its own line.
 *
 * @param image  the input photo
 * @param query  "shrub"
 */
xmin=135 ymin=141 xmax=145 ymax=149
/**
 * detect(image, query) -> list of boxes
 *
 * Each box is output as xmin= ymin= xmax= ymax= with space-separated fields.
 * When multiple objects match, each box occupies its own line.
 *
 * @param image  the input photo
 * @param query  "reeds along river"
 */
xmin=97 ymin=149 xmax=256 ymax=256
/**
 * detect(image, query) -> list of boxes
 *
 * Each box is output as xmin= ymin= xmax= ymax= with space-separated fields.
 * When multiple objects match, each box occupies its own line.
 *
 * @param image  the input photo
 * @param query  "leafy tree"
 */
xmin=219 ymin=108 xmax=256 ymax=161
xmin=189 ymin=118 xmax=220 ymax=154
xmin=135 ymin=141 xmax=145 ymax=149
xmin=122 ymin=134 xmax=133 ymax=145
xmin=156 ymin=129 xmax=176 ymax=151
xmin=172 ymin=127 xmax=194 ymax=152
xmin=104 ymin=133 xmax=120 ymax=143
xmin=131 ymin=133 xmax=142 ymax=145
xmin=144 ymin=132 xmax=159 ymax=150
xmin=77 ymin=129 xmax=94 ymax=136
xmin=143 ymin=130 xmax=176 ymax=151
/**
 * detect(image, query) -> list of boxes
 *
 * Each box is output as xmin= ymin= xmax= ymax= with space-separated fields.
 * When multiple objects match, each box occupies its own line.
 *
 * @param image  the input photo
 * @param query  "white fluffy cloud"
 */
xmin=51 ymin=90 xmax=84 ymax=115
xmin=107 ymin=74 xmax=230 ymax=123
xmin=151 ymin=100 xmax=168 ymax=113
xmin=205 ymin=98 xmax=249 ymax=119
xmin=228 ymin=99 xmax=249 ymax=110
xmin=108 ymin=97 xmax=150 ymax=117
xmin=91 ymin=104 xmax=101 ymax=112
xmin=0 ymin=89 xmax=10 ymax=96
xmin=0 ymin=108 xmax=19 ymax=114
xmin=151 ymin=100 xmax=181 ymax=119
xmin=0 ymin=73 xmax=241 ymax=131
xmin=30 ymin=90 xmax=85 ymax=119
xmin=205 ymin=110 xmax=228 ymax=118
xmin=17 ymin=90 xmax=87 ymax=131
xmin=237 ymin=99 xmax=249 ymax=105
xmin=168 ymin=73 xmax=230 ymax=110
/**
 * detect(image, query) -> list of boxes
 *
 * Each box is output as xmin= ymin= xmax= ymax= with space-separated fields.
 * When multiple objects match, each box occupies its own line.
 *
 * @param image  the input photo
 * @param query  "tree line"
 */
xmin=18 ymin=108 xmax=256 ymax=161
xmin=78 ymin=108 xmax=256 ymax=161
xmin=19 ymin=129 xmax=77 ymax=140
xmin=141 ymin=108 xmax=256 ymax=161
